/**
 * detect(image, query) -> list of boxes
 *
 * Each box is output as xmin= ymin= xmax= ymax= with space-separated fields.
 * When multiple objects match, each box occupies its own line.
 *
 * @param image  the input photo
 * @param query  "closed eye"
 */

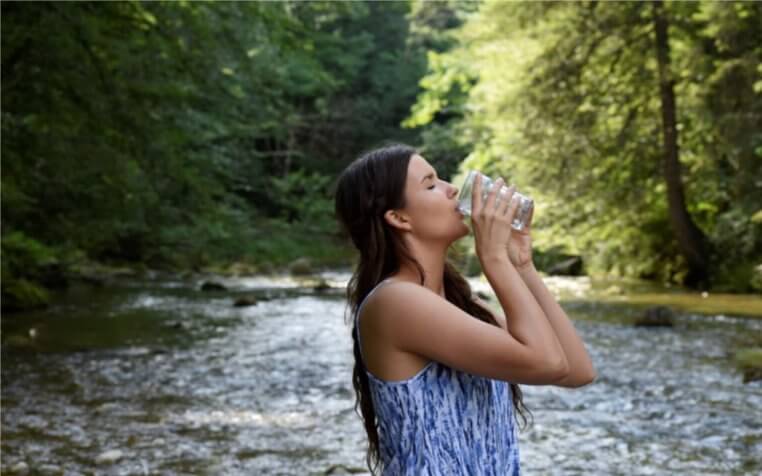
xmin=427 ymin=184 xmax=436 ymax=190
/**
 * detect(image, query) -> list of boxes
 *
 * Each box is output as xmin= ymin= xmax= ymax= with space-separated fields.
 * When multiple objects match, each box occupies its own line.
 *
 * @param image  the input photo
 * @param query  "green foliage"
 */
xmin=5 ymin=0 xmax=758 ymax=298
xmin=269 ymin=169 xmax=335 ymax=227
xmin=244 ymin=218 xmax=352 ymax=270
xmin=1 ymin=1 xmax=428 ymax=295
xmin=734 ymin=348 xmax=762 ymax=370
xmin=2 ymin=232 xmax=59 ymax=279
xmin=1 ymin=232 xmax=57 ymax=310
xmin=403 ymin=1 xmax=481 ymax=181
xmin=408 ymin=0 xmax=762 ymax=291
xmin=2 ymin=279 xmax=50 ymax=311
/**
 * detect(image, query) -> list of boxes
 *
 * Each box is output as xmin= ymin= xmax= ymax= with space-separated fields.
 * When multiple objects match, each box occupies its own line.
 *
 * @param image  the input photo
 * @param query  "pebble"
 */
xmin=9 ymin=462 xmax=29 ymax=474
xmin=95 ymin=402 xmax=120 ymax=413
xmin=38 ymin=464 xmax=62 ymax=475
xmin=95 ymin=449 xmax=123 ymax=465
xmin=233 ymin=296 xmax=258 ymax=307
xmin=18 ymin=415 xmax=48 ymax=430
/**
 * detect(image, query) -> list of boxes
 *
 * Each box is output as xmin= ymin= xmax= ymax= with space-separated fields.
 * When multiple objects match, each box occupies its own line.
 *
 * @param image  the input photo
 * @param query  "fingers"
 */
xmin=505 ymin=190 xmax=521 ymax=223
xmin=483 ymin=177 xmax=504 ymax=213
xmin=497 ymin=184 xmax=516 ymax=217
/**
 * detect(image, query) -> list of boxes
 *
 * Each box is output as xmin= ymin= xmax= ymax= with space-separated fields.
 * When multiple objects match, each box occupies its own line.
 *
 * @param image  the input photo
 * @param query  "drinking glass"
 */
xmin=456 ymin=170 xmax=534 ymax=231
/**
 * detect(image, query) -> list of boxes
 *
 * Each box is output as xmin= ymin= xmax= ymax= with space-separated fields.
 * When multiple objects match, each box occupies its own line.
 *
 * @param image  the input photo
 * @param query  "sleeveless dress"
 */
xmin=354 ymin=279 xmax=521 ymax=475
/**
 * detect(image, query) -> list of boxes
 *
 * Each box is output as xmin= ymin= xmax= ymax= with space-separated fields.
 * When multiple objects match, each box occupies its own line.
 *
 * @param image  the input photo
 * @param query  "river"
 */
xmin=2 ymin=270 xmax=761 ymax=475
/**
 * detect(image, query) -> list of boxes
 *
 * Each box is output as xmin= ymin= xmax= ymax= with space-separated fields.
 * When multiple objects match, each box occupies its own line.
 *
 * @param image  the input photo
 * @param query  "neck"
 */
xmin=394 ymin=238 xmax=449 ymax=298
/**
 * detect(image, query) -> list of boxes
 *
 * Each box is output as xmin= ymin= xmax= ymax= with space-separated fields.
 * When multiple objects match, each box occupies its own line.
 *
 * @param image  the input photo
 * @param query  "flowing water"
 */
xmin=2 ymin=271 xmax=761 ymax=475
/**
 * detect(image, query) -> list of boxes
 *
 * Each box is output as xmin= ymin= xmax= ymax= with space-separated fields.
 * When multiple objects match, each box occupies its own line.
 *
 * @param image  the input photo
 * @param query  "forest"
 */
xmin=3 ymin=1 xmax=760 ymax=311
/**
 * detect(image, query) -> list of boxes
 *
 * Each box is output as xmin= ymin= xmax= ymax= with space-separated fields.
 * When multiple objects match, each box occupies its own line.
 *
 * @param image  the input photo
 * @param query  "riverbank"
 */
xmin=3 ymin=221 xmax=760 ymax=316
xmin=1 ymin=219 xmax=356 ymax=313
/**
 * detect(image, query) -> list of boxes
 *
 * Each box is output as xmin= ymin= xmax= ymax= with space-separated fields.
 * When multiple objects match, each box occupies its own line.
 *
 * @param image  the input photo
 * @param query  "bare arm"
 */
xmin=518 ymin=263 xmax=596 ymax=387
xmin=446 ymin=172 xmax=567 ymax=383
xmin=366 ymin=281 xmax=572 ymax=385
xmin=474 ymin=295 xmax=507 ymax=331
xmin=481 ymin=255 xmax=570 ymax=382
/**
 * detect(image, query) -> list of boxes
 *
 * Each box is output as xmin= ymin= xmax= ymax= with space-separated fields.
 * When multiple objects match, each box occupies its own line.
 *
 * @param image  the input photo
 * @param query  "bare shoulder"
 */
xmin=363 ymin=280 xmax=442 ymax=316
xmin=364 ymin=281 xmax=495 ymax=333
xmin=360 ymin=279 xmax=566 ymax=384
xmin=360 ymin=281 xmax=437 ymax=330
xmin=359 ymin=280 xmax=451 ymax=348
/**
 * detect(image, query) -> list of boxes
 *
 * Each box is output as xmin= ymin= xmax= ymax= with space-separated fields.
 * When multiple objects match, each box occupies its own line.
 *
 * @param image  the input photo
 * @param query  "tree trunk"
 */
xmin=652 ymin=0 xmax=709 ymax=286
xmin=284 ymin=129 xmax=295 ymax=177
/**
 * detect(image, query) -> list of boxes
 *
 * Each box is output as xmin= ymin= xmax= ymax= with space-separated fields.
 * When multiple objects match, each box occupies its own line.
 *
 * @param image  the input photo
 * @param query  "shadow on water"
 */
xmin=2 ymin=271 xmax=761 ymax=474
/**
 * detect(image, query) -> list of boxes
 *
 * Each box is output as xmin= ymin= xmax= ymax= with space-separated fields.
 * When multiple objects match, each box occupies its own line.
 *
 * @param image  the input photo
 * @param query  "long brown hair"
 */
xmin=334 ymin=143 xmax=532 ymax=474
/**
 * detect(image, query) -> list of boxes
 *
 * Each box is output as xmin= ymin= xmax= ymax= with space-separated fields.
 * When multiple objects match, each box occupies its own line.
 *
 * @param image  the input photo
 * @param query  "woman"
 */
xmin=334 ymin=144 xmax=596 ymax=475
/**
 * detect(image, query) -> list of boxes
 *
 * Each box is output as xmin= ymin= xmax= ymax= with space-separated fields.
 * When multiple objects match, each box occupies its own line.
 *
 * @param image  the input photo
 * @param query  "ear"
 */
xmin=383 ymin=209 xmax=412 ymax=232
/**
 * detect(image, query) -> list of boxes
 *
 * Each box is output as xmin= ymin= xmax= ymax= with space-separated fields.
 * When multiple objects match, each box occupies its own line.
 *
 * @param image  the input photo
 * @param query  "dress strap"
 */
xmin=353 ymin=278 xmax=398 ymax=364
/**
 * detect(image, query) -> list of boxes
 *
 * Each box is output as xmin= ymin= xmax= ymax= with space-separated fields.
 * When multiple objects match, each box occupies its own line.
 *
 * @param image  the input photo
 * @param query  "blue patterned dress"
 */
xmin=354 ymin=280 xmax=521 ymax=475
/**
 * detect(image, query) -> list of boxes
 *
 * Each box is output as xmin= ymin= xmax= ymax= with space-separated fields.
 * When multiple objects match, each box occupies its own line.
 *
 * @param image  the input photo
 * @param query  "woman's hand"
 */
xmin=507 ymin=203 xmax=534 ymax=272
xmin=471 ymin=174 xmax=521 ymax=266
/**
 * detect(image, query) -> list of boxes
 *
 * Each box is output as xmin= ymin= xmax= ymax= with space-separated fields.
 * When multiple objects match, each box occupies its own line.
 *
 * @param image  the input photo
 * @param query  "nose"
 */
xmin=448 ymin=182 xmax=458 ymax=199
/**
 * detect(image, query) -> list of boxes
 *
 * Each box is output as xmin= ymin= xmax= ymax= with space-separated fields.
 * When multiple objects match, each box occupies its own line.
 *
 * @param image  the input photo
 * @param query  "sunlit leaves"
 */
xmin=408 ymin=0 xmax=761 ymax=287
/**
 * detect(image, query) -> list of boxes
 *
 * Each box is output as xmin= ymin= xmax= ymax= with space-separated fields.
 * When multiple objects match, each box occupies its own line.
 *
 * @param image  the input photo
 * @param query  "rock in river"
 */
xmin=200 ymin=281 xmax=227 ymax=291
xmin=635 ymin=306 xmax=674 ymax=327
xmin=734 ymin=348 xmax=762 ymax=383
xmin=234 ymin=296 xmax=258 ymax=307
xmin=289 ymin=257 xmax=313 ymax=276
xmin=95 ymin=449 xmax=124 ymax=465
xmin=313 ymin=278 xmax=332 ymax=292
xmin=9 ymin=462 xmax=29 ymax=474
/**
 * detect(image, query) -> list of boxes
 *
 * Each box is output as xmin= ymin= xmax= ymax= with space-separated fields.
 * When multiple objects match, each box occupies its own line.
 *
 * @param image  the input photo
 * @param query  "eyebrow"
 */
xmin=420 ymin=172 xmax=436 ymax=183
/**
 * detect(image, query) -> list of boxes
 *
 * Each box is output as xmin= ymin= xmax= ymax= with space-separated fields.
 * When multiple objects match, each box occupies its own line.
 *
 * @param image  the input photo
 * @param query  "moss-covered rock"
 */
xmin=1 ymin=231 xmax=60 ymax=311
xmin=233 ymin=296 xmax=258 ymax=307
xmin=227 ymin=261 xmax=258 ymax=277
xmin=2 ymin=335 xmax=38 ymax=351
xmin=750 ymin=263 xmax=762 ymax=293
xmin=634 ymin=306 xmax=674 ymax=327
xmin=604 ymin=285 xmax=624 ymax=296
xmin=1 ymin=279 xmax=50 ymax=312
xmin=289 ymin=257 xmax=313 ymax=276
xmin=256 ymin=261 xmax=275 ymax=275
xmin=734 ymin=348 xmax=762 ymax=383
xmin=313 ymin=278 xmax=332 ymax=292
xmin=200 ymin=281 xmax=227 ymax=291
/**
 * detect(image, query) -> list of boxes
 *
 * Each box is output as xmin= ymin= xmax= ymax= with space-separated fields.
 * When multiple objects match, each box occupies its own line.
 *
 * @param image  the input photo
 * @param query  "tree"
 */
xmin=652 ymin=0 xmax=709 ymax=284
xmin=408 ymin=0 xmax=762 ymax=290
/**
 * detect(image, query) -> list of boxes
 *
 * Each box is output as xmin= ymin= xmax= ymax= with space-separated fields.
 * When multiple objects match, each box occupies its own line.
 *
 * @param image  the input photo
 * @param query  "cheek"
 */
xmin=422 ymin=193 xmax=448 ymax=212
xmin=407 ymin=192 xmax=456 ymax=235
xmin=415 ymin=197 xmax=448 ymax=224
xmin=415 ymin=204 xmax=461 ymax=237
xmin=408 ymin=194 xmax=438 ymax=217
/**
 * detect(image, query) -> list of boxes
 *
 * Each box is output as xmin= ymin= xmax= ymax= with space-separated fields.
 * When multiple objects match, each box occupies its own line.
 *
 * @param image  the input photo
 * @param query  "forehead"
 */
xmin=407 ymin=154 xmax=435 ymax=181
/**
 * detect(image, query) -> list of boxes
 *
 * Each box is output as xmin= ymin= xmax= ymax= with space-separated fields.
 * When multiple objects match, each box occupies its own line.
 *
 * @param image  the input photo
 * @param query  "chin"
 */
xmin=452 ymin=222 xmax=470 ymax=241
